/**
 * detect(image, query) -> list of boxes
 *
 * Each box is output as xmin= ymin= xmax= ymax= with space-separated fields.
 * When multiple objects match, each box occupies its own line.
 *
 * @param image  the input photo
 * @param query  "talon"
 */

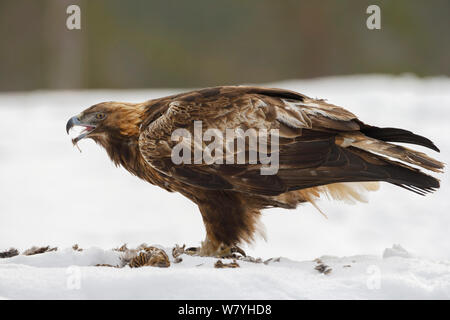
xmin=230 ymin=246 xmax=246 ymax=257
xmin=185 ymin=247 xmax=200 ymax=255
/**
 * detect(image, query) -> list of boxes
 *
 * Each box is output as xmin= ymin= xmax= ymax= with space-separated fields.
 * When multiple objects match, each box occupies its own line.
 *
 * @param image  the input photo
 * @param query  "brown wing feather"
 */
xmin=138 ymin=86 xmax=442 ymax=197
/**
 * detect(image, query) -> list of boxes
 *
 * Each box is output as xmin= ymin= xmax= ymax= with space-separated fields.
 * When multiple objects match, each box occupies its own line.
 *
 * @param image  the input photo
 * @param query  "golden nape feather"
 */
xmin=66 ymin=86 xmax=444 ymax=256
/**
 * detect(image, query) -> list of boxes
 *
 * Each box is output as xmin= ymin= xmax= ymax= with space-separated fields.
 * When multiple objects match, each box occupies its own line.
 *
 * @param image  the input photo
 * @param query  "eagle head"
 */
xmin=66 ymin=102 xmax=145 ymax=146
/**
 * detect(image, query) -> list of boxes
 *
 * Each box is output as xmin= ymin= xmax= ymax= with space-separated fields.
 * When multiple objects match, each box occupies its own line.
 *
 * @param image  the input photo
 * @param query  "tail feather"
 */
xmin=275 ymin=128 xmax=442 ymax=198
xmin=358 ymin=124 xmax=440 ymax=152
xmin=337 ymin=132 xmax=444 ymax=173
xmin=348 ymin=146 xmax=440 ymax=196
xmin=336 ymin=125 xmax=443 ymax=195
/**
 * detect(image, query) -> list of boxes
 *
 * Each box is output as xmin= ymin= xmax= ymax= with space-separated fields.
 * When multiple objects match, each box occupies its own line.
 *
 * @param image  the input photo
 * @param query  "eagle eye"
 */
xmin=96 ymin=112 xmax=106 ymax=120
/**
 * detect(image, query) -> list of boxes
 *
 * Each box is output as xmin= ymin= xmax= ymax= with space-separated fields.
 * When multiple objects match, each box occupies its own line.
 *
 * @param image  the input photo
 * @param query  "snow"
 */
xmin=0 ymin=74 xmax=449 ymax=299
xmin=383 ymin=244 xmax=412 ymax=259
xmin=0 ymin=245 xmax=449 ymax=299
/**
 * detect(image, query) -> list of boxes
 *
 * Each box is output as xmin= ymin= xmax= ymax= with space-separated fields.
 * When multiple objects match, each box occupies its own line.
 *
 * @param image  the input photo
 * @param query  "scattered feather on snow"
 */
xmin=0 ymin=248 xmax=19 ymax=259
xmin=23 ymin=246 xmax=57 ymax=256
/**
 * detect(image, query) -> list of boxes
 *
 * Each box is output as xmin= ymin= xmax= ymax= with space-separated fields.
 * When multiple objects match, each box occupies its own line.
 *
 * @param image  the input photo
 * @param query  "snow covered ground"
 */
xmin=1 ymin=244 xmax=449 ymax=299
xmin=0 ymin=74 xmax=449 ymax=299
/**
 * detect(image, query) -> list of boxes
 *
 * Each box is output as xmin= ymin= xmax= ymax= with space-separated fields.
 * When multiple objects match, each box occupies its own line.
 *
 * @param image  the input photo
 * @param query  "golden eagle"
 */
xmin=66 ymin=86 xmax=443 ymax=256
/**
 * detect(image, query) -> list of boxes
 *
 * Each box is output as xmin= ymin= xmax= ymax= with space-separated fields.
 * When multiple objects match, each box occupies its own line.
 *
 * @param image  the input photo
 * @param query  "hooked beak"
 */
xmin=66 ymin=115 xmax=96 ymax=144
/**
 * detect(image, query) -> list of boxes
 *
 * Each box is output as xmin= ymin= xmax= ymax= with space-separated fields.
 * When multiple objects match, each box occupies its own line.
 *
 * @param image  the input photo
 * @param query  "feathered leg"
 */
xmin=183 ymin=190 xmax=265 ymax=257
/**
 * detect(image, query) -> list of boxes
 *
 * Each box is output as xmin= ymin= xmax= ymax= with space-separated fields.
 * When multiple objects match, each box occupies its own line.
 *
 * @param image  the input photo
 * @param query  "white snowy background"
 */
xmin=0 ymin=75 xmax=449 ymax=299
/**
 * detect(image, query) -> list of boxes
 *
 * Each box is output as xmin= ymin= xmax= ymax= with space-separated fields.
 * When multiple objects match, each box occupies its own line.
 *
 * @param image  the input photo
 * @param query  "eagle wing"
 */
xmin=138 ymin=86 xmax=442 ymax=196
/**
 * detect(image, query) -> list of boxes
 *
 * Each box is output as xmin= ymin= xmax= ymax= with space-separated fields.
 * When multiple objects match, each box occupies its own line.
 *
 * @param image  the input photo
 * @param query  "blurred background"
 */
xmin=1 ymin=0 xmax=449 ymax=91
